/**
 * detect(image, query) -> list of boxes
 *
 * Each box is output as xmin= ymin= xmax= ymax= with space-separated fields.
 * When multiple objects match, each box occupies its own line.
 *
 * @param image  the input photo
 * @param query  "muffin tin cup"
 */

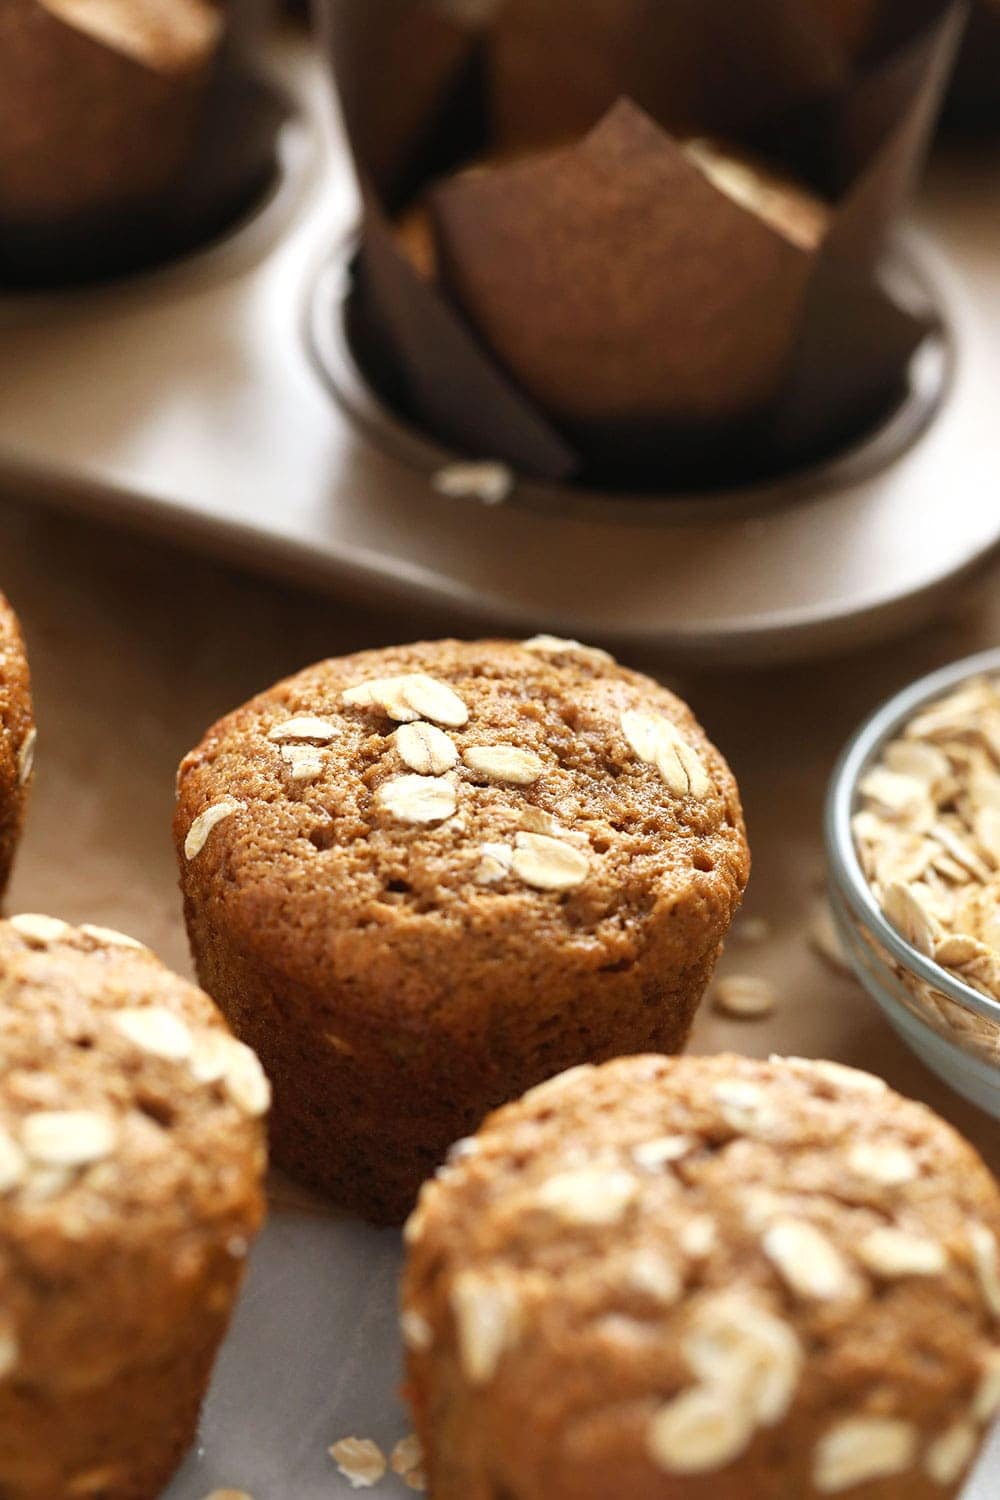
xmin=316 ymin=0 xmax=964 ymax=493
xmin=825 ymin=646 xmax=1000 ymax=1118
xmin=0 ymin=34 xmax=999 ymax=666
xmin=309 ymin=229 xmax=952 ymax=526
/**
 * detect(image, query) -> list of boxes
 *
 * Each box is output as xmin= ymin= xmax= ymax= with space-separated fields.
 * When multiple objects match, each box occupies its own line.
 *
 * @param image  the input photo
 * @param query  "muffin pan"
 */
xmin=0 ymin=30 xmax=999 ymax=665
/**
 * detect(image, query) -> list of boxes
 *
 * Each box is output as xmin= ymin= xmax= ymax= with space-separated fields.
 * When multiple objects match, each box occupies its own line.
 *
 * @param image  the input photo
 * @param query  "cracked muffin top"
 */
xmin=174 ymin=636 xmax=749 ymax=1011
xmin=0 ymin=915 xmax=268 ymax=1391
xmin=402 ymin=1053 xmax=1000 ymax=1500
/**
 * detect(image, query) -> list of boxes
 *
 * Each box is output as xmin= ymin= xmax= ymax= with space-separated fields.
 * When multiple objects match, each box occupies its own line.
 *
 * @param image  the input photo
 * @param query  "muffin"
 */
xmin=402 ymin=1053 xmax=1000 ymax=1500
xmin=396 ymin=135 xmax=829 ymax=285
xmin=174 ymin=636 xmax=749 ymax=1223
xmin=398 ymin=1056 xmax=1000 ymax=1500
xmin=0 ymin=593 xmax=35 ymax=899
xmin=0 ymin=914 xmax=269 ymax=1500
xmin=0 ymin=0 xmax=224 ymax=224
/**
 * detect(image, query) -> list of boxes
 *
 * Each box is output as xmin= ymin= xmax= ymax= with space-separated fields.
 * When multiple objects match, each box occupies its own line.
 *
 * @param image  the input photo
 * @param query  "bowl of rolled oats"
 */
xmin=827 ymin=648 xmax=1000 ymax=1118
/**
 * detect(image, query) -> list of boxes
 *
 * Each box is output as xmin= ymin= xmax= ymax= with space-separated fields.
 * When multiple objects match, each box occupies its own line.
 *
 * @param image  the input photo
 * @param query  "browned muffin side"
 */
xmin=403 ymin=1053 xmax=1000 ymax=1500
xmin=174 ymin=636 xmax=749 ymax=1223
xmin=0 ymin=594 xmax=35 ymax=900
xmin=0 ymin=914 xmax=269 ymax=1500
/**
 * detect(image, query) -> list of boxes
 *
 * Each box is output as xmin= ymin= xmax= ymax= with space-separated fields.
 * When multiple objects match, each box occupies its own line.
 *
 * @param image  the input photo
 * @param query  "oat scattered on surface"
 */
xmin=510 ymin=831 xmax=589 ymax=890
xmin=114 ymin=1007 xmax=193 ymax=1061
xmin=623 ymin=1248 xmax=682 ymax=1305
xmin=343 ymin=674 xmax=469 ymax=728
xmin=390 ymin=1434 xmax=424 ymax=1477
xmin=462 ymin=745 xmax=543 ymax=785
xmin=679 ymin=1215 xmax=717 ymax=1259
xmin=450 ymin=1272 xmax=522 ymax=1385
xmin=847 ymin=1140 xmax=918 ymax=1187
xmin=221 ymin=1041 xmax=271 ymax=1118
xmin=393 ymin=722 xmax=458 ymax=776
xmin=474 ymin=841 xmax=514 ymax=884
xmin=518 ymin=806 xmax=560 ymax=835
xmin=534 ymin=1167 xmax=638 ymax=1226
xmin=432 ymin=460 xmax=513 ymax=506
xmin=620 ymin=710 xmax=711 ymax=798
xmin=267 ymin=715 xmax=339 ymax=742
xmin=631 ymin=1135 xmax=696 ymax=1169
xmin=21 ymin=1110 xmax=117 ymax=1168
xmin=520 ymin=634 xmax=614 ymax=665
xmin=647 ymin=1385 xmax=753 ymax=1475
xmin=924 ymin=1421 xmax=978 ymax=1485
xmin=711 ymin=1079 xmax=771 ymax=1134
xmin=713 ymin=974 xmax=777 ymax=1019
xmin=683 ymin=1293 xmax=803 ymax=1426
xmin=856 ymin=1227 xmax=948 ymax=1278
xmin=329 ymin=1437 xmax=387 ymax=1489
xmin=79 ymin=923 xmax=145 ymax=949
xmin=974 ymin=1349 xmax=1000 ymax=1422
xmin=185 ymin=798 xmax=242 ymax=860
xmin=401 ymin=1309 xmax=434 ymax=1351
xmin=202 ymin=1491 xmax=255 ymax=1500
xmin=808 ymin=901 xmax=851 ymax=973
xmin=0 ymin=1130 xmax=26 ymax=1194
xmin=812 ymin=1417 xmax=917 ymax=1493
xmin=762 ymin=1218 xmax=858 ymax=1301
xmin=376 ymin=774 xmax=458 ymax=825
xmin=17 ymin=726 xmax=36 ymax=785
xmin=969 ymin=1222 xmax=1000 ymax=1317
xmin=279 ymin=743 xmax=325 ymax=783
xmin=8 ymin=913 xmax=71 ymax=946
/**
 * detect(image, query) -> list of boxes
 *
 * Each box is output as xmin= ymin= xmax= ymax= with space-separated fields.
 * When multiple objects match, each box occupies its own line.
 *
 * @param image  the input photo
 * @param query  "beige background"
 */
xmin=0 ymin=494 xmax=997 ymax=1174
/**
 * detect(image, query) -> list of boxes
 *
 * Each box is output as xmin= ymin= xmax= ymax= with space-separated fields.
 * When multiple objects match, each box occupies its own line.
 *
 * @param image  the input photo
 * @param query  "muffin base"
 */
xmin=186 ymin=897 xmax=724 ymax=1223
xmin=0 ymin=1300 xmax=237 ymax=1500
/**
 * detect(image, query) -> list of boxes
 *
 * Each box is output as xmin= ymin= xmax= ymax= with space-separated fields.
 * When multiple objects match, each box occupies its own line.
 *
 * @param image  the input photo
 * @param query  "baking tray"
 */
xmin=0 ymin=30 xmax=999 ymax=667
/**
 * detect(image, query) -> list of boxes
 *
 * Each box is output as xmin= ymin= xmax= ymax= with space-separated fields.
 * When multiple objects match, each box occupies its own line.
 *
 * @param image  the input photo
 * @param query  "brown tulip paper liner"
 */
xmin=806 ymin=0 xmax=1000 ymax=130
xmin=0 ymin=0 xmax=287 ymax=288
xmin=942 ymin=0 xmax=1000 ymax=127
xmin=321 ymin=0 xmax=965 ymax=489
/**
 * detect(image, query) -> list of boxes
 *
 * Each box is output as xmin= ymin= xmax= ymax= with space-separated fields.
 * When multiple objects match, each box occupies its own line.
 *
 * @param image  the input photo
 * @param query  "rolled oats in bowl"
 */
xmin=827 ymin=651 xmax=1000 ymax=1117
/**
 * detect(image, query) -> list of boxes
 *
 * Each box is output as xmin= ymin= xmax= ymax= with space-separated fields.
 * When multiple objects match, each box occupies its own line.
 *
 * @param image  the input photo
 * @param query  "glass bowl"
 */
xmin=825 ymin=647 xmax=1000 ymax=1118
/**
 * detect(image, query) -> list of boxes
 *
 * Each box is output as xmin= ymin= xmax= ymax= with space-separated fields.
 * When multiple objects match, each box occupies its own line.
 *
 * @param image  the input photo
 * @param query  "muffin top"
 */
xmin=174 ymin=637 xmax=748 ymax=1014
xmin=0 ymin=591 xmax=34 ymax=793
xmin=0 ymin=915 xmax=268 ymax=1388
xmin=402 ymin=1053 xmax=1000 ymax=1497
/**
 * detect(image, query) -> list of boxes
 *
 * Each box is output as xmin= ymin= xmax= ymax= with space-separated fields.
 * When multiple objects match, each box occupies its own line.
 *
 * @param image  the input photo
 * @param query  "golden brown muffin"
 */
xmin=402 ymin=1053 xmax=1000 ymax=1500
xmin=0 ymin=914 xmax=269 ymax=1500
xmin=174 ymin=635 xmax=749 ymax=1223
xmin=0 ymin=594 xmax=35 ymax=901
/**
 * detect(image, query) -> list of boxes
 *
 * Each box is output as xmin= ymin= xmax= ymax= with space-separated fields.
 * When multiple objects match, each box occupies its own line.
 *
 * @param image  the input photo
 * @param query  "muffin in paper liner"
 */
xmin=0 ymin=0 xmax=286 ymax=286
xmin=318 ymin=0 xmax=966 ymax=489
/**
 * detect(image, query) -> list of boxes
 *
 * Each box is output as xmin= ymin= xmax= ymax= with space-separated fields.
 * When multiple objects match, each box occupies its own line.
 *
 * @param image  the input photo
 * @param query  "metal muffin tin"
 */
xmin=0 ymin=30 xmax=998 ymax=667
